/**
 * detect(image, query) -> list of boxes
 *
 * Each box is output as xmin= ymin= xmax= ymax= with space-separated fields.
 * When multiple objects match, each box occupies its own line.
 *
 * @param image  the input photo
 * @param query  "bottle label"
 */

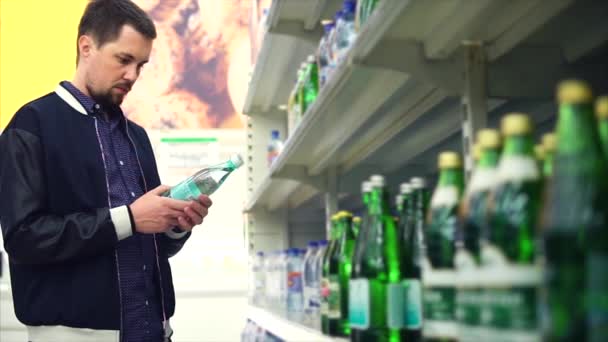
xmin=404 ymin=279 xmax=422 ymax=329
xmin=478 ymin=258 xmax=540 ymax=339
xmin=328 ymin=275 xmax=341 ymax=319
xmin=387 ymin=283 xmax=405 ymax=329
xmin=169 ymin=179 xmax=203 ymax=200
xmin=349 ymin=278 xmax=370 ymax=329
xmin=288 ymin=272 xmax=302 ymax=293
xmin=321 ymin=277 xmax=330 ymax=316
xmin=424 ymin=286 xmax=455 ymax=321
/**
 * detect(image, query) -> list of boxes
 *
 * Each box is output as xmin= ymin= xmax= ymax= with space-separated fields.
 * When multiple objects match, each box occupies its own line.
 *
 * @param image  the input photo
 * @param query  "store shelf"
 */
xmin=247 ymin=306 xmax=348 ymax=342
xmin=245 ymin=0 xmax=608 ymax=212
xmin=243 ymin=0 xmax=342 ymax=117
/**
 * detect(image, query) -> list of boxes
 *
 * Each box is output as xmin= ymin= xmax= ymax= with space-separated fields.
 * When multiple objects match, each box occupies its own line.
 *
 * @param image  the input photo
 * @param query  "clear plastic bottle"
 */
xmin=287 ymin=248 xmax=304 ymax=323
xmin=328 ymin=11 xmax=343 ymax=81
xmin=317 ymin=21 xmax=335 ymax=89
xmin=264 ymin=251 xmax=276 ymax=311
xmin=267 ymin=130 xmax=284 ymax=167
xmin=278 ymin=250 xmax=289 ymax=318
xmin=252 ymin=252 xmax=265 ymax=307
xmin=303 ymin=241 xmax=319 ymax=327
xmin=313 ymin=240 xmax=329 ymax=330
xmin=336 ymin=0 xmax=358 ymax=63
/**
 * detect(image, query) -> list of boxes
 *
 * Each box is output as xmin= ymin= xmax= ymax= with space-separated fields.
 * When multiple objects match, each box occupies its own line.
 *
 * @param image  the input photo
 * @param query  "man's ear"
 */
xmin=78 ymin=35 xmax=96 ymax=60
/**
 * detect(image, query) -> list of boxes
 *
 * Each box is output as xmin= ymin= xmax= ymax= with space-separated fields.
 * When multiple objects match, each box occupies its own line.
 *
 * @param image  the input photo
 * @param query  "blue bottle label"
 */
xmin=349 ymin=278 xmax=370 ymax=329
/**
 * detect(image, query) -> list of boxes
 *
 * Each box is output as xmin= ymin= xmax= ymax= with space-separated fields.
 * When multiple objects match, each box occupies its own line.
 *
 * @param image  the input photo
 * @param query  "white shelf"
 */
xmin=244 ymin=0 xmax=608 ymax=212
xmin=247 ymin=306 xmax=348 ymax=342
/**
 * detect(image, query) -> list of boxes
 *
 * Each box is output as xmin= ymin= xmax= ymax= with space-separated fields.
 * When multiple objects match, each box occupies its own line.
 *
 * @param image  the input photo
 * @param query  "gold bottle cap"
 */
xmin=542 ymin=133 xmax=557 ymax=153
xmin=596 ymin=96 xmax=608 ymax=119
xmin=476 ymin=129 xmax=501 ymax=149
xmin=353 ymin=216 xmax=361 ymax=223
xmin=501 ymin=113 xmax=533 ymax=136
xmin=438 ymin=151 xmax=462 ymax=169
xmin=340 ymin=211 xmax=353 ymax=218
xmin=557 ymin=80 xmax=592 ymax=104
xmin=534 ymin=144 xmax=545 ymax=161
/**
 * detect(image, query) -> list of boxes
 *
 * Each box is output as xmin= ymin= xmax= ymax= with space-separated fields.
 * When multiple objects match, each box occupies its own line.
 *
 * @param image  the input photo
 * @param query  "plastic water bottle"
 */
xmin=328 ymin=11 xmax=342 ymax=80
xmin=317 ymin=21 xmax=335 ymax=88
xmin=264 ymin=252 xmax=275 ymax=310
xmin=252 ymin=252 xmax=265 ymax=307
xmin=313 ymin=240 xmax=328 ymax=330
xmin=163 ymin=154 xmax=243 ymax=200
xmin=267 ymin=130 xmax=284 ymax=167
xmin=278 ymin=250 xmax=289 ymax=317
xmin=287 ymin=248 xmax=304 ymax=323
xmin=303 ymin=242 xmax=319 ymax=326
xmin=336 ymin=0 xmax=357 ymax=63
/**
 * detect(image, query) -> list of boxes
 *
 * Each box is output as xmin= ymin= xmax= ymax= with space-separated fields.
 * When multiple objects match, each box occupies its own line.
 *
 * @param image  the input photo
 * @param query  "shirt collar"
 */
xmin=60 ymin=81 xmax=125 ymax=122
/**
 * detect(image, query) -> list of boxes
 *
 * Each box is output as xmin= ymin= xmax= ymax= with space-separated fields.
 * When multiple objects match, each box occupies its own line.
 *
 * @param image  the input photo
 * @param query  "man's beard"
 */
xmin=87 ymin=84 xmax=128 ymax=109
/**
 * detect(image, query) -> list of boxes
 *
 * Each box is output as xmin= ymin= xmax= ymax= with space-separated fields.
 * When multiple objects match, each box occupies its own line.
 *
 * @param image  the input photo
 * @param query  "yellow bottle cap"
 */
xmin=501 ymin=113 xmax=533 ymax=136
xmin=353 ymin=216 xmax=361 ymax=223
xmin=534 ymin=144 xmax=545 ymax=161
xmin=596 ymin=96 xmax=608 ymax=119
xmin=438 ymin=151 xmax=462 ymax=169
xmin=340 ymin=211 xmax=353 ymax=218
xmin=476 ymin=129 xmax=501 ymax=149
xmin=542 ymin=133 xmax=557 ymax=153
xmin=557 ymin=80 xmax=592 ymax=104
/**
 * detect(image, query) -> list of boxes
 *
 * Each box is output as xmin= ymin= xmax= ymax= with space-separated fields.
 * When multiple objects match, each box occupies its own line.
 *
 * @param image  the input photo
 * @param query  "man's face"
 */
xmin=81 ymin=25 xmax=153 ymax=107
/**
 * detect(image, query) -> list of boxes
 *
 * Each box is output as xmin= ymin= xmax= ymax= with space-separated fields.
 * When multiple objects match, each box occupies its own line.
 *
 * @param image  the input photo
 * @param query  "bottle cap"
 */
xmin=472 ymin=143 xmax=481 ymax=162
xmin=362 ymin=181 xmax=373 ymax=193
xmin=542 ymin=133 xmax=557 ymax=153
xmin=339 ymin=211 xmax=353 ymax=218
xmin=370 ymin=174 xmax=385 ymax=187
xmin=256 ymin=251 xmax=264 ymax=256
xmin=535 ymin=144 xmax=545 ymax=161
xmin=410 ymin=177 xmax=426 ymax=189
xmin=596 ymin=96 xmax=608 ymax=119
xmin=353 ymin=216 xmax=361 ymax=223
xmin=477 ymin=129 xmax=501 ymax=149
xmin=400 ymin=183 xmax=412 ymax=194
xmin=557 ymin=80 xmax=592 ymax=104
xmin=271 ymin=130 xmax=280 ymax=139
xmin=308 ymin=241 xmax=318 ymax=248
xmin=438 ymin=152 xmax=462 ymax=169
xmin=307 ymin=55 xmax=316 ymax=63
xmin=318 ymin=240 xmax=328 ymax=246
xmin=230 ymin=154 xmax=244 ymax=168
xmin=501 ymin=113 xmax=533 ymax=136
xmin=395 ymin=194 xmax=402 ymax=207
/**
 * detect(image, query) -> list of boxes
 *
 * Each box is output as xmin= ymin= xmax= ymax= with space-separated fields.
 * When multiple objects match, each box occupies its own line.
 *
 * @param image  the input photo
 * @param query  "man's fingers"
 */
xmin=164 ymin=197 xmax=190 ymax=211
xmin=177 ymin=216 xmax=194 ymax=231
xmin=198 ymin=195 xmax=212 ymax=208
xmin=152 ymin=184 xmax=172 ymax=196
xmin=184 ymin=207 xmax=203 ymax=225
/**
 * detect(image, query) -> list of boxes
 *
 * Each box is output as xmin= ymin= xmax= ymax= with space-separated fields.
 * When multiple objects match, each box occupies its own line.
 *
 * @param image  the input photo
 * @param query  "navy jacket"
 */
xmin=0 ymin=85 xmax=189 ymax=333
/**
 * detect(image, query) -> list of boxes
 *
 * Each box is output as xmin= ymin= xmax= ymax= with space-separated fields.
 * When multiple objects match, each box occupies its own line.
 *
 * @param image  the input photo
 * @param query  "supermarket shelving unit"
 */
xmin=243 ymin=0 xmax=608 ymax=291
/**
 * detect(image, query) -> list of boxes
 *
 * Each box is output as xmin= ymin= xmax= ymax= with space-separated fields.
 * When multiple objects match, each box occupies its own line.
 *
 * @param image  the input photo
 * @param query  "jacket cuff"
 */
xmin=110 ymin=206 xmax=133 ymax=241
xmin=165 ymin=227 xmax=188 ymax=239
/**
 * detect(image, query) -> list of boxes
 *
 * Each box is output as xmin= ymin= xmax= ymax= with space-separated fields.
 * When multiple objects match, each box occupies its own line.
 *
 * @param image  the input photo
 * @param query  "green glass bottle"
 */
xmin=303 ymin=55 xmax=319 ymax=114
xmin=455 ymin=129 xmax=501 ymax=342
xmin=322 ymin=214 xmax=341 ymax=335
xmin=542 ymin=133 xmax=556 ymax=178
xmin=535 ymin=144 xmax=545 ymax=173
xmin=597 ymin=96 xmax=608 ymax=159
xmin=336 ymin=211 xmax=356 ymax=337
xmin=424 ymin=152 xmax=465 ymax=342
xmin=400 ymin=177 xmax=430 ymax=342
xmin=350 ymin=181 xmax=372 ymax=342
xmin=541 ymin=81 xmax=608 ymax=341
xmin=164 ymin=154 xmax=243 ymax=200
xmin=349 ymin=175 xmax=401 ymax=342
xmin=481 ymin=113 xmax=542 ymax=340
xmin=352 ymin=216 xmax=361 ymax=240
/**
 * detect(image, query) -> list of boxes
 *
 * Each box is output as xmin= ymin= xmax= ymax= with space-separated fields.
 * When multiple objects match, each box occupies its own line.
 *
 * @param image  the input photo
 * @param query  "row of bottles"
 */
xmin=285 ymin=0 xmax=382 ymax=138
xmin=310 ymin=80 xmax=608 ymax=341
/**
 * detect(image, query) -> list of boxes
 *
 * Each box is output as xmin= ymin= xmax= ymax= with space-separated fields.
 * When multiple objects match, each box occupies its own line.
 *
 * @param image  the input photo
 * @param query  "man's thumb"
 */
xmin=151 ymin=184 xmax=172 ymax=195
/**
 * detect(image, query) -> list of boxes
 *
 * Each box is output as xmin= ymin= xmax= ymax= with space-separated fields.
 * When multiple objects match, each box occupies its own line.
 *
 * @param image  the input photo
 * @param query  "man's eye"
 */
xmin=118 ymin=57 xmax=130 ymax=65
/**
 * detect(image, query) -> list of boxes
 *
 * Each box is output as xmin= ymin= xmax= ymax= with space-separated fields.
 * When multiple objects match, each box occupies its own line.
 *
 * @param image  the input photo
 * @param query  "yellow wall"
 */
xmin=0 ymin=0 xmax=87 ymax=129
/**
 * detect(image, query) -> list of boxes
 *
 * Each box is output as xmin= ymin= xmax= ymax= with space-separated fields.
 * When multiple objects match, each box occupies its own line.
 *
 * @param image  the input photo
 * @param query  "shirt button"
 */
xmin=119 ymin=160 xmax=124 ymax=166
xmin=94 ymin=104 xmax=100 ymax=110
xmin=143 ymin=265 xmax=147 ymax=271
xmin=145 ymin=300 xmax=149 ymax=306
xmin=130 ymin=192 xmax=136 ymax=197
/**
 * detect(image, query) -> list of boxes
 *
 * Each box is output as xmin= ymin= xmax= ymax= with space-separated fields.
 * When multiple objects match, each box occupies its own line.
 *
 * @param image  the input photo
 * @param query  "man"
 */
xmin=0 ymin=1 xmax=211 ymax=341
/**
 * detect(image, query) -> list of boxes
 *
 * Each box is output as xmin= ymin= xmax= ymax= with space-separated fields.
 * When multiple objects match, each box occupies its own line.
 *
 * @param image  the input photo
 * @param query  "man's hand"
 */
xmin=176 ymin=194 xmax=212 ymax=232
xmin=129 ymin=185 xmax=211 ymax=234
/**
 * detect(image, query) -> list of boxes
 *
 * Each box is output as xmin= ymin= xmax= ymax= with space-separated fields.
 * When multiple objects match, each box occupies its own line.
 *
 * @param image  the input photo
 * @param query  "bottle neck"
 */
xmin=503 ymin=134 xmax=534 ymax=157
xmin=399 ymin=193 xmax=411 ymax=215
xmin=543 ymin=151 xmax=554 ymax=178
xmin=438 ymin=167 xmax=465 ymax=192
xmin=597 ymin=117 xmax=608 ymax=157
xmin=478 ymin=147 xmax=500 ymax=169
xmin=370 ymin=186 xmax=389 ymax=216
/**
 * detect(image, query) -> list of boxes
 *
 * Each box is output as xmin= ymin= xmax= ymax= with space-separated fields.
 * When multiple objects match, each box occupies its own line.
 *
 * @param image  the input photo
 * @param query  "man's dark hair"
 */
xmin=77 ymin=0 xmax=157 ymax=62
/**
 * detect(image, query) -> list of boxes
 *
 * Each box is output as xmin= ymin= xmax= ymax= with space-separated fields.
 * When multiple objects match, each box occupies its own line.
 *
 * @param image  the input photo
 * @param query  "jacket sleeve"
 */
xmin=0 ymin=124 xmax=128 ymax=265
